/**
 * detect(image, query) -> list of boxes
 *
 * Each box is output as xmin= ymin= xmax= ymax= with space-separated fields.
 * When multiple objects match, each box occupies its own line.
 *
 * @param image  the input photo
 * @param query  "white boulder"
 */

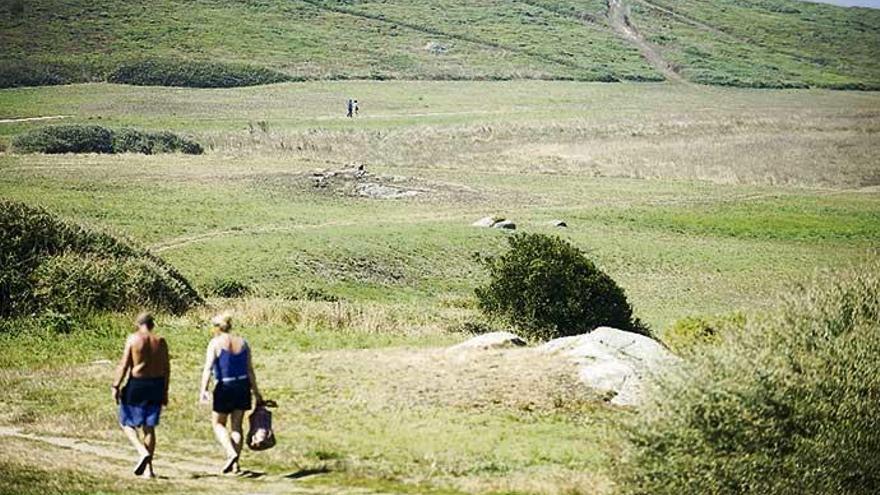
xmin=540 ymin=327 xmax=678 ymax=406
xmin=472 ymin=216 xmax=502 ymax=228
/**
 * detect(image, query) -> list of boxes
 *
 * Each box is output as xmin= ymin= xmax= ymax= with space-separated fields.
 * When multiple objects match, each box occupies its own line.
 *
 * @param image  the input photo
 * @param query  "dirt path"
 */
xmin=0 ymin=115 xmax=68 ymax=124
xmin=0 ymin=426 xmax=372 ymax=494
xmin=606 ymin=0 xmax=683 ymax=83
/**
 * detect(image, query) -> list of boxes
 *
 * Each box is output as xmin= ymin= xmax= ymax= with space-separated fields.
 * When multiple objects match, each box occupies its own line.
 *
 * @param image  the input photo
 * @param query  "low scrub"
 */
xmin=203 ymin=277 xmax=251 ymax=298
xmin=0 ymin=200 xmax=202 ymax=319
xmin=474 ymin=233 xmax=645 ymax=340
xmin=12 ymin=125 xmax=202 ymax=155
xmin=620 ymin=263 xmax=880 ymax=494
xmin=107 ymin=59 xmax=293 ymax=88
xmin=662 ymin=312 xmax=745 ymax=354
xmin=0 ymin=60 xmax=90 ymax=88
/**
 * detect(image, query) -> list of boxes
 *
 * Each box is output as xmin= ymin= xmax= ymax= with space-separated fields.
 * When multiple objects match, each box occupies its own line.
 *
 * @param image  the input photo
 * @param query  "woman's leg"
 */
xmin=212 ymin=412 xmax=236 ymax=459
xmin=229 ymin=409 xmax=245 ymax=472
xmin=229 ymin=410 xmax=245 ymax=456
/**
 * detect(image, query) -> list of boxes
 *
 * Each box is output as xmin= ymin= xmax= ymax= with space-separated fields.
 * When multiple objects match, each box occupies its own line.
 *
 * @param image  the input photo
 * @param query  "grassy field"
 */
xmin=1 ymin=0 xmax=879 ymax=87
xmin=1 ymin=80 xmax=879 ymax=494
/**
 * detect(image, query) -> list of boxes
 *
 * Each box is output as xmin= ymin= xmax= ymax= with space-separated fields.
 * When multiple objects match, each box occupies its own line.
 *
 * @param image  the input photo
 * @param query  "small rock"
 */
xmin=492 ymin=220 xmax=516 ymax=230
xmin=424 ymin=41 xmax=449 ymax=54
xmin=550 ymin=220 xmax=567 ymax=228
xmin=451 ymin=331 xmax=527 ymax=351
xmin=472 ymin=216 xmax=502 ymax=228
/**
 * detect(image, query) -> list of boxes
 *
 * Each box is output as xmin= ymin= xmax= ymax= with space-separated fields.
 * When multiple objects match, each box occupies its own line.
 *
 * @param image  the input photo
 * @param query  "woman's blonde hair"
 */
xmin=211 ymin=312 xmax=233 ymax=332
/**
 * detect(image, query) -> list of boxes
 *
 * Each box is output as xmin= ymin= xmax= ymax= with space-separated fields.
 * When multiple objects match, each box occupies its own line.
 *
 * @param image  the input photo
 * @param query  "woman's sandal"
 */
xmin=133 ymin=454 xmax=152 ymax=476
xmin=222 ymin=454 xmax=239 ymax=474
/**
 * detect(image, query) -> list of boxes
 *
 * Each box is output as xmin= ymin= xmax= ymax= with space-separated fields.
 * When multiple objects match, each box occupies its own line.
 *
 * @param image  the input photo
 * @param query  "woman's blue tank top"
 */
xmin=213 ymin=339 xmax=249 ymax=382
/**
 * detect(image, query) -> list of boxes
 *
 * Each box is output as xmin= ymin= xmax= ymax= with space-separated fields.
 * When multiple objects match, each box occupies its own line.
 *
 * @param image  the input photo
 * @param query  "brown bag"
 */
xmin=246 ymin=400 xmax=277 ymax=451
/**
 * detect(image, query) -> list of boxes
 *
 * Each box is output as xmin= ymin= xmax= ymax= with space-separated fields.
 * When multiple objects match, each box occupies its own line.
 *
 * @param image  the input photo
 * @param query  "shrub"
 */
xmin=203 ymin=278 xmax=251 ymax=298
xmin=112 ymin=128 xmax=203 ymax=155
xmin=619 ymin=263 xmax=880 ymax=494
xmin=12 ymin=124 xmax=114 ymax=154
xmin=474 ymin=233 xmax=642 ymax=340
xmin=107 ymin=58 xmax=292 ymax=88
xmin=662 ymin=312 xmax=746 ymax=354
xmin=0 ymin=200 xmax=201 ymax=318
xmin=0 ymin=61 xmax=89 ymax=88
xmin=12 ymin=125 xmax=202 ymax=155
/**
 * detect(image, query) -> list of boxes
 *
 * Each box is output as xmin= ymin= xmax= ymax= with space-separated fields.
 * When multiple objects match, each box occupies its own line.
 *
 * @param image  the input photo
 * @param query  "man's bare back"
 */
xmin=128 ymin=332 xmax=169 ymax=378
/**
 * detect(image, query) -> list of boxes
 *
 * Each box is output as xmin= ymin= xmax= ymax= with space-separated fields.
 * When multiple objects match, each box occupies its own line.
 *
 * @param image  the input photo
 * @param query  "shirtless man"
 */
xmin=111 ymin=312 xmax=170 ymax=478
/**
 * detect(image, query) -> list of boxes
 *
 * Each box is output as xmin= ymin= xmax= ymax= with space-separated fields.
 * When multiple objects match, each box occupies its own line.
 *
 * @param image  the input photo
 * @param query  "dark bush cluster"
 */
xmin=12 ymin=125 xmax=203 ymax=155
xmin=0 ymin=200 xmax=202 ymax=319
xmin=203 ymin=278 xmax=251 ymax=298
xmin=107 ymin=59 xmax=293 ymax=88
xmin=474 ymin=233 xmax=644 ymax=340
xmin=620 ymin=264 xmax=880 ymax=494
xmin=0 ymin=61 xmax=89 ymax=88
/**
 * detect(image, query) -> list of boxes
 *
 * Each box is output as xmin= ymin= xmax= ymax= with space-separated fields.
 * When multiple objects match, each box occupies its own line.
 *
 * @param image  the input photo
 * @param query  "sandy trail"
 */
xmin=607 ymin=0 xmax=683 ymax=83
xmin=0 ymin=115 xmax=68 ymax=124
xmin=0 ymin=426 xmax=374 ymax=494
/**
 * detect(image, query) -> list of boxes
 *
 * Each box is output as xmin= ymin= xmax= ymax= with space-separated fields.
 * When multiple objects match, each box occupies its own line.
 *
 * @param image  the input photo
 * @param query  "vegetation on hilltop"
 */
xmin=0 ymin=200 xmax=202 ymax=319
xmin=1 ymin=0 xmax=876 ymax=88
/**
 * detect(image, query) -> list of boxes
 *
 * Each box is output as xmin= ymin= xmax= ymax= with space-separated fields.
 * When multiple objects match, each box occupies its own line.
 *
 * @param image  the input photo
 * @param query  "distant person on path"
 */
xmin=353 ymin=99 xmax=359 ymax=116
xmin=199 ymin=313 xmax=263 ymax=474
xmin=346 ymin=98 xmax=353 ymax=118
xmin=112 ymin=312 xmax=170 ymax=479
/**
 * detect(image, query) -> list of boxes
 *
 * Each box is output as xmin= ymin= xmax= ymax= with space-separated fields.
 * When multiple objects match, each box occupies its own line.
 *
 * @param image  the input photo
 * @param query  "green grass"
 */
xmin=630 ymin=0 xmax=880 ymax=88
xmin=1 ymin=0 xmax=878 ymax=87
xmin=0 ymin=79 xmax=878 ymax=493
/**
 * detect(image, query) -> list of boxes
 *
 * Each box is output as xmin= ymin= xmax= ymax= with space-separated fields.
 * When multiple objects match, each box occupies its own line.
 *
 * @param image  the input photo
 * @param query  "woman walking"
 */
xmin=199 ymin=313 xmax=262 ymax=474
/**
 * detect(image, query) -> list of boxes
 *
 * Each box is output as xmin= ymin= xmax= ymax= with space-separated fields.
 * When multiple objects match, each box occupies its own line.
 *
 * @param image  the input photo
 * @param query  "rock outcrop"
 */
xmin=540 ymin=327 xmax=678 ymax=406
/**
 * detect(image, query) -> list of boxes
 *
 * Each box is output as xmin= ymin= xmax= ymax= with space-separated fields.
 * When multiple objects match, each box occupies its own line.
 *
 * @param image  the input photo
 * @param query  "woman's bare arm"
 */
xmin=199 ymin=339 xmax=216 ymax=402
xmin=247 ymin=345 xmax=262 ymax=403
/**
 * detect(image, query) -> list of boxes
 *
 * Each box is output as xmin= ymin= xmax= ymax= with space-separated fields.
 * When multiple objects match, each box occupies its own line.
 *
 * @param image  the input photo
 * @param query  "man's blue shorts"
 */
xmin=118 ymin=377 xmax=165 ymax=427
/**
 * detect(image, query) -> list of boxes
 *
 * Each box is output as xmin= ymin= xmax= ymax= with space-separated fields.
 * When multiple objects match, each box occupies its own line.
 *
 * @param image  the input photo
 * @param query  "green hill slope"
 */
xmin=1 ymin=0 xmax=878 ymax=88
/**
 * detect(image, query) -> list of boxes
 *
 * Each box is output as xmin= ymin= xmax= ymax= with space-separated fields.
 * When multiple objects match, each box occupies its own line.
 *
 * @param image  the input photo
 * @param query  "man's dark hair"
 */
xmin=135 ymin=312 xmax=155 ymax=330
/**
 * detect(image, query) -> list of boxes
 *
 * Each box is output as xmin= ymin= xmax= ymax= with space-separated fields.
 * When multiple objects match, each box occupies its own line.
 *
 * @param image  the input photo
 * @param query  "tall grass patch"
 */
xmin=620 ymin=263 xmax=880 ymax=494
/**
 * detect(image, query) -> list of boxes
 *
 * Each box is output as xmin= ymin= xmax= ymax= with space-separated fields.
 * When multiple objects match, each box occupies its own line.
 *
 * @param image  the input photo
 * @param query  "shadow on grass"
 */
xmin=284 ymin=466 xmax=333 ymax=480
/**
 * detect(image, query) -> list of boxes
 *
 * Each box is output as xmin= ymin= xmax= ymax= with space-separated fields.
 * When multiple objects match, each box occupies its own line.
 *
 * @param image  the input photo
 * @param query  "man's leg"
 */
xmin=142 ymin=426 xmax=156 ymax=478
xmin=121 ymin=425 xmax=151 ymax=475
xmin=121 ymin=425 xmax=149 ymax=458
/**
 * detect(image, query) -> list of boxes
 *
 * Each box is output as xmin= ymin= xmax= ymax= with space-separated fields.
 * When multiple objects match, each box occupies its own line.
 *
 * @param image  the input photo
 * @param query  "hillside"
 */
xmin=1 ymin=0 xmax=878 ymax=88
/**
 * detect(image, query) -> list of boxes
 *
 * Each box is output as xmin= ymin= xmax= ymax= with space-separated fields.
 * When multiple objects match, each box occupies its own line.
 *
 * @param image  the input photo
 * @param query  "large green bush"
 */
xmin=474 ymin=233 xmax=642 ymax=340
xmin=619 ymin=264 xmax=880 ymax=494
xmin=0 ymin=200 xmax=201 ymax=318
xmin=12 ymin=125 xmax=203 ymax=155
xmin=0 ymin=61 xmax=91 ymax=88
xmin=107 ymin=59 xmax=293 ymax=88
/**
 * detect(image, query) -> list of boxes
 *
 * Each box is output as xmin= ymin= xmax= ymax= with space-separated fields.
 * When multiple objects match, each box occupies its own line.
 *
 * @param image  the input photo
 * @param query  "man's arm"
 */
xmin=159 ymin=338 xmax=170 ymax=406
xmin=111 ymin=336 xmax=133 ymax=403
